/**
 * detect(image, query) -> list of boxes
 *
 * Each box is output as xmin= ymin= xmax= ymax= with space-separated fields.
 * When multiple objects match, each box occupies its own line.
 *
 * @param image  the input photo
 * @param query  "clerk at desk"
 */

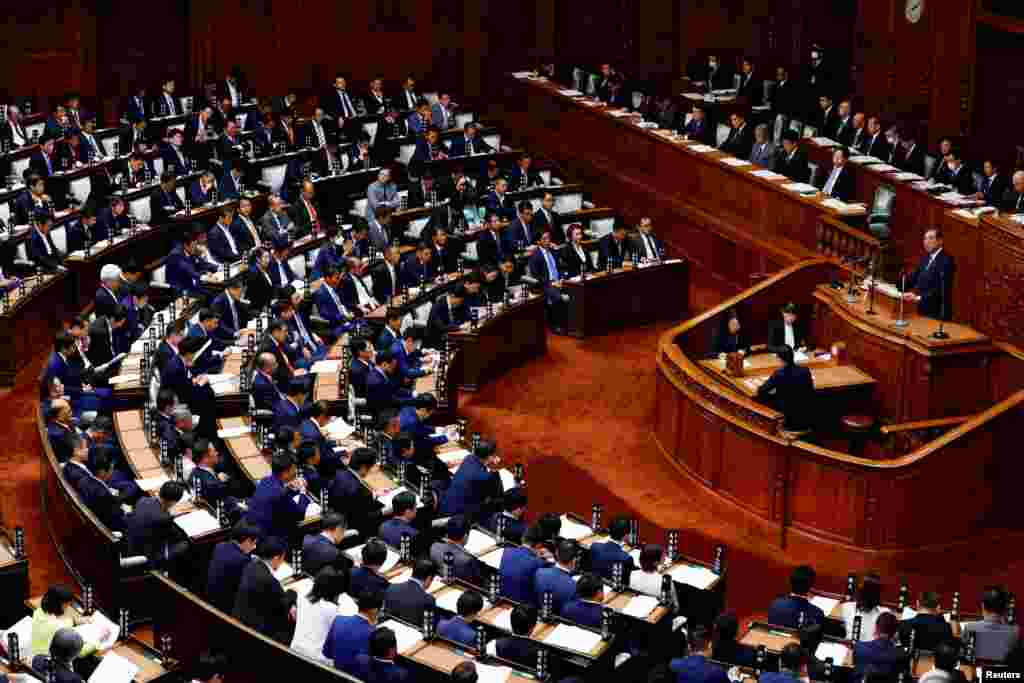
xmin=756 ymin=345 xmax=815 ymax=432
xmin=904 ymin=228 xmax=955 ymax=321
xmin=768 ymin=303 xmax=808 ymax=352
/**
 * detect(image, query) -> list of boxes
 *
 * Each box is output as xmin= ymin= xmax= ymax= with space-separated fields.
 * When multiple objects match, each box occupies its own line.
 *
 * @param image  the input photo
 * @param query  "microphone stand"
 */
xmin=865 ymin=258 xmax=877 ymax=315
xmin=931 ymin=266 xmax=949 ymax=339
xmin=845 ymin=255 xmax=860 ymax=304
xmin=894 ymin=270 xmax=909 ymax=328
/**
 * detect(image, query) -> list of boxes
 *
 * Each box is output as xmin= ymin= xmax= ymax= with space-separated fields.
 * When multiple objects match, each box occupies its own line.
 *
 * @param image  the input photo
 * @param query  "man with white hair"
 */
xmin=366 ymin=168 xmax=400 ymax=221
xmin=259 ymin=194 xmax=292 ymax=243
xmin=1002 ymin=171 xmax=1024 ymax=213
xmin=95 ymin=264 xmax=122 ymax=318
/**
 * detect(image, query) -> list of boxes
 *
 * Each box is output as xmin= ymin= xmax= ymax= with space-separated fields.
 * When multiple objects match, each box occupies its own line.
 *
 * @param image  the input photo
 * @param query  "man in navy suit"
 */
xmin=670 ymin=625 xmax=730 ymax=683
xmin=28 ymin=213 xmax=64 ymax=271
xmin=493 ymin=605 xmax=542 ymax=669
xmin=589 ymin=515 xmax=636 ymax=583
xmin=93 ymin=264 xmax=123 ymax=318
xmin=439 ymin=439 xmax=501 ymax=519
xmin=245 ymin=452 xmax=311 ymax=543
xmin=485 ymin=178 xmax=516 ymax=221
xmin=351 ymin=628 xmax=410 ymax=683
xmin=149 ymin=173 xmax=184 ymax=225
xmin=426 ymin=285 xmax=467 ymax=349
xmin=499 ymin=525 xmax=550 ymax=605
xmin=207 ymin=206 xmax=242 ymax=263
xmin=390 ymin=326 xmax=427 ymax=381
xmin=398 ymin=392 xmax=449 ymax=461
xmin=233 ymin=539 xmax=297 ymax=644
xmin=301 ymin=513 xmax=353 ymax=576
xmin=975 ymin=160 xmax=1009 ymax=207
xmin=756 ymin=346 xmax=815 ymax=432
xmin=378 ymin=491 xmax=420 ymax=552
xmin=767 ymin=564 xmax=827 ymax=628
xmin=365 ymin=351 xmax=414 ymax=415
xmin=502 ymin=201 xmax=535 ymax=255
xmin=632 ymin=217 xmax=664 ymax=261
xmin=776 ymin=131 xmax=812 ymax=184
xmin=853 ymin=612 xmax=908 ymax=681
xmin=348 ymin=338 xmax=375 ymax=398
xmin=905 ymin=228 xmax=955 ymax=321
xmin=597 ymin=223 xmax=631 ymax=271
xmin=438 ymin=591 xmax=484 ymax=648
xmin=400 ymin=243 xmax=438 ymax=288
xmin=719 ymin=112 xmax=755 ymax=160
xmin=508 ymin=154 xmax=542 ymax=192
xmin=449 ymin=123 xmax=493 ymax=157
xmin=268 ymin=237 xmax=297 ymax=289
xmin=191 ymin=438 xmax=242 ymax=517
xmin=898 ymin=591 xmax=954 ymax=652
xmin=483 ymin=487 xmax=528 ymax=543
xmin=475 ymin=211 xmax=506 ymax=267
xmin=125 ymin=481 xmax=188 ymax=568
xmin=349 ymin=541 xmax=392 ymax=599
xmin=323 ymin=590 xmax=382 ymax=674
xmin=273 ymin=378 xmax=308 ymax=432
xmin=251 ymin=352 xmax=284 ymax=410
xmin=160 ymin=129 xmax=190 ymax=176
xmin=210 ymin=278 xmax=247 ymax=343
xmin=299 ymin=400 xmax=338 ymax=463
xmin=206 ymin=523 xmax=261 ymax=613
xmin=429 ymin=515 xmax=483 ymax=586
xmin=760 ymin=643 xmax=805 ymax=683
xmin=560 ymin=573 xmax=605 ymax=628
xmin=79 ymin=451 xmax=127 ymax=532
xmin=187 ymin=308 xmax=228 ymax=374
xmin=383 ymin=557 xmax=438 ymax=627
xmin=531 ymin=193 xmax=564 ymax=244
xmin=821 ymin=147 xmax=855 ymax=201
xmin=165 ymin=235 xmax=205 ymax=296
xmin=314 ymin=267 xmax=358 ymax=337
xmin=95 ymin=197 xmax=130 ymax=241
xmin=682 ymin=105 xmax=713 ymax=143
xmin=328 ymin=448 xmax=385 ymax=538
xmin=528 ymin=231 xmax=568 ymax=332
xmin=534 ymin=539 xmax=579 ymax=613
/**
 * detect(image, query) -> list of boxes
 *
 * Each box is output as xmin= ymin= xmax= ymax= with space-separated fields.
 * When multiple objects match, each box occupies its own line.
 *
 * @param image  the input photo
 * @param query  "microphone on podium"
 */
xmin=931 ymin=266 xmax=949 ymax=339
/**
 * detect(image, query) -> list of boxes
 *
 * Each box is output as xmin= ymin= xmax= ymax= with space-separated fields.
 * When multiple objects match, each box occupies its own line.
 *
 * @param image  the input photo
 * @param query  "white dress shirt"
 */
xmin=784 ymin=323 xmax=796 ymax=349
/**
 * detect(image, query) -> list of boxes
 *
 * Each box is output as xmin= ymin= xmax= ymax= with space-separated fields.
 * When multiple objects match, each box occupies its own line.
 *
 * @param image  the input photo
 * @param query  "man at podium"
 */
xmin=904 ymin=229 xmax=955 ymax=321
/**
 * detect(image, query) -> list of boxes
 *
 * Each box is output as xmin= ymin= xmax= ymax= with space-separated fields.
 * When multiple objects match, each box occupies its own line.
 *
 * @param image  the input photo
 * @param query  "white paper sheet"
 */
xmin=75 ymin=611 xmax=120 ymax=650
xmin=390 ymin=568 xmax=446 ymax=593
xmin=479 ymin=547 xmax=504 ymax=570
xmin=174 ymin=509 xmax=221 ymax=537
xmin=87 ymin=651 xmax=139 ymax=683
xmin=498 ymin=468 xmax=516 ymax=492
xmin=474 ymin=663 xmax=514 ymax=683
xmin=377 ymin=619 xmax=423 ymax=654
xmin=435 ymin=588 xmax=467 ymax=613
xmin=492 ymin=608 xmax=514 ymax=632
xmin=686 ymin=144 xmax=715 ymax=153
xmin=108 ymin=373 xmax=141 ymax=385
xmin=348 ymin=544 xmax=401 ymax=574
xmin=377 ymin=487 xmax=416 ymax=511
xmin=891 ymin=172 xmax=924 ymax=181
xmin=558 ymin=515 xmax=593 ymax=541
xmin=719 ymin=157 xmax=750 ymax=167
xmin=303 ymin=500 xmax=322 ymax=519
xmin=289 ymin=577 xmax=314 ymax=597
xmin=464 ymin=529 xmax=496 ymax=556
xmin=135 ymin=475 xmax=170 ymax=491
xmin=620 ymin=594 xmax=661 ymax=619
xmin=810 ymin=137 xmax=839 ymax=147
xmin=543 ymin=623 xmax=603 ymax=653
xmin=1 ymin=615 xmax=33 ymax=662
xmin=324 ymin=418 xmax=355 ymax=440
xmin=310 ymin=359 xmax=342 ymax=374
xmin=273 ymin=561 xmax=295 ymax=583
xmin=558 ymin=89 xmax=584 ymax=97
xmin=750 ymin=169 xmax=787 ymax=180
xmin=781 ymin=182 xmax=819 ymax=194
xmin=217 ymin=426 xmax=250 ymax=439
xmin=810 ymin=595 xmax=840 ymax=614
xmin=848 ymin=155 xmax=883 ymax=164
xmin=815 ymin=641 xmax=850 ymax=664
xmin=438 ymin=448 xmax=471 ymax=464
xmin=666 ymin=564 xmax=717 ymax=589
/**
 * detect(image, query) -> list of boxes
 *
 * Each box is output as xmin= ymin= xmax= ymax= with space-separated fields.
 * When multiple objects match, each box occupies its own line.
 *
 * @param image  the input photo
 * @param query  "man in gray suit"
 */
xmin=259 ymin=194 xmax=293 ymax=242
xmin=431 ymin=93 xmax=457 ymax=132
xmin=366 ymin=168 xmax=401 ymax=221
xmin=429 ymin=515 xmax=482 ymax=585
xmin=962 ymin=586 xmax=1019 ymax=662
xmin=748 ymin=123 xmax=776 ymax=169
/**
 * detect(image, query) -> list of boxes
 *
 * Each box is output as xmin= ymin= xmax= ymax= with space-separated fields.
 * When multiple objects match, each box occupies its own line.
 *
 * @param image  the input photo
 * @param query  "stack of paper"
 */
xmin=108 ymin=373 xmax=141 ymax=385
xmin=217 ymin=425 xmax=250 ymax=439
xmin=870 ymin=163 xmax=900 ymax=173
xmin=848 ymin=155 xmax=883 ymax=165
xmin=621 ymin=594 xmax=661 ymax=619
xmin=667 ymin=564 xmax=718 ymax=589
xmin=687 ymin=144 xmax=715 ymax=153
xmin=289 ymin=577 xmax=314 ymax=597
xmin=558 ymin=89 xmax=584 ymax=97
xmin=750 ymin=169 xmax=787 ymax=181
xmin=303 ymin=500 xmax=323 ymax=519
xmin=543 ymin=623 xmax=603 ymax=653
xmin=377 ymin=619 xmax=423 ymax=654
xmin=511 ymin=72 xmax=534 ymax=79
xmin=324 ymin=418 xmax=355 ymax=439
xmin=136 ymin=474 xmax=170 ymax=492
xmin=348 ymin=544 xmax=401 ymax=574
xmin=174 ymin=509 xmax=221 ymax=537
xmin=891 ymin=172 xmax=924 ymax=182
xmin=781 ymin=182 xmax=819 ymax=194
xmin=815 ymin=641 xmax=850 ymax=664
xmin=810 ymin=595 xmax=840 ymax=614
xmin=438 ymin=448 xmax=471 ymax=465
xmin=558 ymin=515 xmax=594 ymax=540
xmin=491 ymin=608 xmax=514 ymax=632
xmin=479 ymin=547 xmax=505 ymax=570
xmin=474 ymin=663 xmax=514 ymax=683
xmin=607 ymin=110 xmax=636 ymax=118
xmin=682 ymin=92 xmax=705 ymax=100
xmin=719 ymin=157 xmax=750 ymax=167
xmin=87 ymin=651 xmax=139 ymax=683
xmin=436 ymin=588 xmax=491 ymax=614
xmin=464 ymin=529 xmax=496 ymax=555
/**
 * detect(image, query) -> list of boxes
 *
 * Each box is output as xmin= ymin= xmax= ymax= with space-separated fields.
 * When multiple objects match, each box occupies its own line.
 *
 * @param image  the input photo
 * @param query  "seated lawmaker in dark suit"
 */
xmin=508 ymin=154 xmax=543 ymax=192
xmin=861 ymin=117 xmax=890 ymax=160
xmin=322 ymin=591 xmax=382 ymax=675
xmin=975 ymin=160 xmax=1009 ymax=207
xmin=719 ymin=112 xmax=755 ymax=160
xmin=233 ymin=538 xmax=298 ymax=644
xmin=502 ymin=202 xmax=536 ymax=255
xmin=150 ymin=173 xmax=185 ymax=226
xmin=301 ymin=513 xmax=353 ymax=576
xmin=28 ymin=214 xmax=64 ymax=271
xmin=589 ymin=515 xmax=636 ymax=582
xmin=769 ymin=303 xmax=808 ymax=352
xmin=560 ymin=573 xmax=605 ymax=628
xmin=491 ymin=605 xmax=543 ymax=669
xmin=245 ymin=452 xmax=311 ymax=543
xmin=86 ymin=308 xmax=129 ymax=369
xmin=597 ymin=224 xmax=631 ymax=270
xmin=328 ymin=448 xmax=385 ymax=539
xmin=632 ymin=217 xmax=664 ymax=261
xmin=905 ymin=228 xmax=955 ymax=321
xmin=439 ymin=439 xmax=502 ymax=518
xmin=125 ymin=481 xmax=188 ymax=567
xmin=852 ymin=612 xmax=909 ymax=681
xmin=208 ymin=207 xmax=243 ymax=263
xmin=475 ymin=212 xmax=507 ymax=267
xmin=533 ymin=540 xmax=579 ymax=613
xmin=438 ymin=592 xmax=484 ymax=648
xmin=483 ymin=488 xmax=529 ymax=544
xmin=485 ymin=178 xmax=516 ymax=221
xmin=776 ymin=131 xmax=812 ymax=183
xmin=1003 ymin=171 xmax=1024 ymax=213
xmin=349 ymin=541 xmax=392 ymax=599
xmin=426 ymin=286 xmax=468 ymax=349
xmin=682 ymin=106 xmax=714 ymax=144
xmin=219 ymin=165 xmax=244 ymax=199
xmin=898 ymin=591 xmax=954 ymax=652
xmin=943 ymin=150 xmax=976 ymax=196
xmin=712 ymin=310 xmax=751 ymax=356
xmin=767 ymin=564 xmax=827 ymax=628
xmin=670 ymin=625 xmax=730 ymax=683
xmin=560 ymin=224 xmax=593 ymax=278
xmin=429 ymin=515 xmax=484 ymax=586
xmin=756 ymin=346 xmax=814 ymax=432
xmin=712 ymin=612 xmax=759 ymax=668
xmin=821 ymin=147 xmax=855 ymax=201
xmin=383 ymin=557 xmax=438 ymax=628
xmin=760 ymin=643 xmax=807 ymax=683
xmin=532 ymin=192 xmax=564 ymax=244
xmin=736 ymin=59 xmax=764 ymax=106
xmin=449 ymin=124 xmax=493 ymax=157
xmin=351 ymin=629 xmax=410 ymax=683
xmin=79 ymin=451 xmax=127 ymax=532
xmin=206 ymin=523 xmax=261 ymax=613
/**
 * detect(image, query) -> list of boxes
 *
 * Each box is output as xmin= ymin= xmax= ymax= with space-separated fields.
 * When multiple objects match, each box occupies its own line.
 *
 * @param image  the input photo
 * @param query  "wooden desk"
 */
xmin=562 ymin=259 xmax=687 ymax=338
xmin=0 ymin=526 xmax=29 ymax=627
xmin=0 ymin=272 xmax=74 ymax=385
xmin=449 ymin=293 xmax=547 ymax=392
xmin=700 ymin=352 xmax=876 ymax=398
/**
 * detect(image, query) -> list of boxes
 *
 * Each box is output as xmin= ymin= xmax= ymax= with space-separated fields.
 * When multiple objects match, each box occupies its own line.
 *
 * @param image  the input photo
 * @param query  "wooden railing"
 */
xmin=880 ymin=415 xmax=974 ymax=455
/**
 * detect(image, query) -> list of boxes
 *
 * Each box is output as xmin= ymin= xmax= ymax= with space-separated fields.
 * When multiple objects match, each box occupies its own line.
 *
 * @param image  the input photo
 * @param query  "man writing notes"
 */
xmin=904 ymin=228 xmax=955 ymax=321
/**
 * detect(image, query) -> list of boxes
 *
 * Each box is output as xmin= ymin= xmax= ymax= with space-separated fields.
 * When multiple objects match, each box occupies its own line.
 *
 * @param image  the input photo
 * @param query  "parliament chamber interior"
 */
xmin=3 ymin=0 xmax=1024 ymax=682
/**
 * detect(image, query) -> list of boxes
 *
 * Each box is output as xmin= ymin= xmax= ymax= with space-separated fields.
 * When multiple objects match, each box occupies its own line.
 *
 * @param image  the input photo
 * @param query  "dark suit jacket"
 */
xmin=426 ymin=298 xmax=462 ymax=348
xmin=589 ymin=540 xmax=635 ymax=582
xmin=475 ymin=229 xmax=506 ymax=266
xmin=86 ymin=317 xmax=123 ymax=367
xmin=771 ymin=81 xmax=800 ymax=117
xmin=208 ymin=223 xmax=242 ymax=263
xmin=560 ymin=242 xmax=592 ymax=278
xmin=907 ymin=249 xmax=955 ymax=320
xmin=899 ymin=613 xmax=954 ymax=652
xmin=328 ymin=469 xmax=383 ymax=538
xmin=862 ymin=133 xmax=890 ymax=160
xmin=818 ymin=108 xmax=839 ymax=137
xmin=206 ymin=540 xmax=253 ymax=612
xmin=719 ymin=124 xmax=755 ymax=160
xmin=351 ymin=656 xmax=409 ymax=683
xmin=233 ymin=559 xmax=295 ymax=642
xmin=350 ymin=566 xmax=390 ymax=599
xmin=532 ymin=207 xmax=564 ymax=244
xmin=560 ymin=599 xmax=604 ymax=629
xmin=712 ymin=641 xmax=759 ymax=668
xmin=822 ymin=166 xmax=855 ymax=201
xmin=947 ymin=165 xmax=977 ymax=196
xmin=737 ymin=74 xmax=764 ymax=105
xmin=979 ymin=174 xmax=1009 ymax=207
xmin=776 ymin=148 xmax=812 ymax=183
xmin=502 ymin=219 xmax=534 ymax=254
xmin=125 ymin=496 xmax=177 ymax=560
xmin=79 ymin=474 xmax=126 ymax=532
xmin=901 ymin=145 xmax=926 ymax=177
xmin=669 ymin=656 xmax=729 ymax=683
xmin=383 ymin=580 xmax=437 ymax=628
xmin=449 ymin=135 xmax=492 ymax=158
xmin=439 ymin=454 xmax=501 ymax=519
xmin=484 ymin=191 xmax=516 ymax=221
xmin=302 ymin=532 xmax=354 ymax=576
xmin=28 ymin=229 xmax=62 ymax=270
xmin=533 ymin=565 xmax=577 ymax=613
xmin=246 ymin=474 xmax=310 ymax=542
xmin=372 ymin=262 xmax=401 ymax=303
xmin=768 ymin=318 xmax=809 ymax=350
xmin=853 ymin=638 xmax=908 ymax=680
xmin=597 ymin=234 xmax=630 ymax=270
xmin=756 ymin=364 xmax=815 ymax=431
xmin=767 ymin=594 xmax=827 ymax=628
xmin=149 ymin=188 xmax=183 ymax=225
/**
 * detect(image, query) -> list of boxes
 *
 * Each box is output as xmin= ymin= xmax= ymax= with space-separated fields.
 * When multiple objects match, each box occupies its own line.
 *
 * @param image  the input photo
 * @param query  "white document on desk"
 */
xmin=438 ymin=448 xmax=471 ymax=465
xmin=174 ymin=509 xmax=220 ymax=537
xmin=378 ymin=619 xmax=423 ymax=654
xmin=686 ymin=144 xmax=715 ymax=153
xmin=217 ymin=426 xmax=250 ymax=439
xmin=87 ymin=651 xmax=139 ymax=683
xmin=474 ymin=663 xmax=514 ymax=683
xmin=543 ymin=623 xmax=603 ymax=653
xmin=76 ymin=611 xmax=120 ymax=650
xmin=719 ymin=157 xmax=750 ymax=167
xmin=781 ymin=182 xmax=819 ymax=194
xmin=750 ymin=169 xmax=787 ymax=181
xmin=498 ymin=468 xmax=516 ymax=491
xmin=350 ymin=544 xmax=401 ymax=574
xmin=273 ymin=561 xmax=295 ymax=583
xmin=310 ymin=359 xmax=341 ymax=374
xmin=558 ymin=89 xmax=584 ymax=97
xmin=479 ymin=547 xmax=504 ymax=570
xmin=464 ymin=529 xmax=496 ymax=555
xmin=621 ymin=594 xmax=660 ymax=619
xmin=492 ymin=608 xmax=514 ymax=632
xmin=815 ymin=642 xmax=850 ymax=664
xmin=324 ymin=417 xmax=355 ymax=440
xmin=810 ymin=595 xmax=840 ymax=614
xmin=135 ymin=474 xmax=171 ymax=491
xmin=667 ymin=564 xmax=717 ymax=589
xmin=558 ymin=515 xmax=594 ymax=541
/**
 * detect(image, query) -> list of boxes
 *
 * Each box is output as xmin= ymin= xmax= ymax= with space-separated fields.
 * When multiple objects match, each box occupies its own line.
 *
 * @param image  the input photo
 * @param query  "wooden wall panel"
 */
xmin=718 ymin=424 xmax=780 ymax=518
xmin=788 ymin=458 xmax=865 ymax=545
